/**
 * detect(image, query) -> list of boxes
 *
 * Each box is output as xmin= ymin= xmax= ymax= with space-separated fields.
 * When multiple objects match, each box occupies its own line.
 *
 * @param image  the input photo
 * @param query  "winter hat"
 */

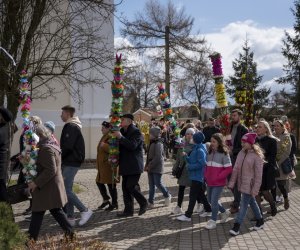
xmin=102 ymin=121 xmax=111 ymax=129
xmin=44 ymin=121 xmax=56 ymax=133
xmin=0 ymin=107 xmax=13 ymax=122
xmin=193 ymin=131 xmax=205 ymax=144
xmin=185 ymin=127 xmax=196 ymax=135
xmin=241 ymin=133 xmax=257 ymax=145
xmin=150 ymin=126 xmax=161 ymax=138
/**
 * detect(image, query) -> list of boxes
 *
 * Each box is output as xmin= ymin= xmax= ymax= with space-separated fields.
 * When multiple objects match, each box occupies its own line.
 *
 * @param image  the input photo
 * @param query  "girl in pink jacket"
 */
xmin=228 ymin=133 xmax=264 ymax=236
xmin=204 ymin=133 xmax=232 ymax=230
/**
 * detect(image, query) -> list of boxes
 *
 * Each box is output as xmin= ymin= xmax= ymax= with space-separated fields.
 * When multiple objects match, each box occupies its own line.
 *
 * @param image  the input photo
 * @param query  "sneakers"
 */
xmin=229 ymin=223 xmax=240 ymax=236
xmin=138 ymin=203 xmax=148 ymax=216
xmin=276 ymin=195 xmax=284 ymax=204
xmin=196 ymin=203 xmax=204 ymax=214
xmin=148 ymin=203 xmax=155 ymax=209
xmin=98 ymin=200 xmax=110 ymax=210
xmin=172 ymin=206 xmax=183 ymax=215
xmin=199 ymin=211 xmax=212 ymax=217
xmin=164 ymin=194 xmax=172 ymax=207
xmin=205 ymin=219 xmax=216 ymax=230
xmin=67 ymin=217 xmax=76 ymax=227
xmin=176 ymin=214 xmax=191 ymax=222
xmin=78 ymin=209 xmax=93 ymax=226
xmin=253 ymin=218 xmax=264 ymax=231
xmin=220 ymin=210 xmax=230 ymax=223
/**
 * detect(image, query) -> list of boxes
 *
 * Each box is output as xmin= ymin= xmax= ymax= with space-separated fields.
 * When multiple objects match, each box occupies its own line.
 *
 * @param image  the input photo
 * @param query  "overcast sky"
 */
xmin=114 ymin=0 xmax=296 ymax=101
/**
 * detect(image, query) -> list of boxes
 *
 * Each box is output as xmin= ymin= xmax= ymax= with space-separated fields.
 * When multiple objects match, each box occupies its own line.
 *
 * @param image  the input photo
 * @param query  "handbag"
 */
xmin=280 ymin=157 xmax=293 ymax=175
xmin=172 ymin=164 xmax=184 ymax=179
xmin=7 ymin=183 xmax=29 ymax=205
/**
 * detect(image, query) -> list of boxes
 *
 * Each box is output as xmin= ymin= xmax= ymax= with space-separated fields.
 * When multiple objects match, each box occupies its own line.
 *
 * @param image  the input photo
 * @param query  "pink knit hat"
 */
xmin=241 ymin=133 xmax=257 ymax=145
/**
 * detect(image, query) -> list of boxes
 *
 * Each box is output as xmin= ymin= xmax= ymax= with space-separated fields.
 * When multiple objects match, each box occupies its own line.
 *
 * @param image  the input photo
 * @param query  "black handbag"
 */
xmin=280 ymin=158 xmax=293 ymax=175
xmin=172 ymin=165 xmax=184 ymax=179
xmin=7 ymin=182 xmax=29 ymax=205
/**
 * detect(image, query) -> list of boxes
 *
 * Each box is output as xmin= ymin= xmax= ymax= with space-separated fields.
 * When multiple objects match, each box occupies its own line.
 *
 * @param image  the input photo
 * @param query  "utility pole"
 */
xmin=165 ymin=25 xmax=170 ymax=99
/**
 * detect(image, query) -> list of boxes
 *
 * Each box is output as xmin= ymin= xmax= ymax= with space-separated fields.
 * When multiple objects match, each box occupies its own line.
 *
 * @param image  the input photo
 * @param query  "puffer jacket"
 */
xmin=185 ymin=143 xmax=207 ymax=182
xmin=228 ymin=149 xmax=263 ymax=196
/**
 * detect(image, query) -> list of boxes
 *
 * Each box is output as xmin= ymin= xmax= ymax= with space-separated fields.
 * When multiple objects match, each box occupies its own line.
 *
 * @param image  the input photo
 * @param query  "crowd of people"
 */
xmin=0 ymin=105 xmax=298 ymax=242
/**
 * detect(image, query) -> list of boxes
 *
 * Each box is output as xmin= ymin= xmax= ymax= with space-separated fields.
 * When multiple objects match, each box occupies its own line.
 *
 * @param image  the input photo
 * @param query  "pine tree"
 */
xmin=277 ymin=0 xmax=300 ymax=147
xmin=226 ymin=40 xmax=270 ymax=126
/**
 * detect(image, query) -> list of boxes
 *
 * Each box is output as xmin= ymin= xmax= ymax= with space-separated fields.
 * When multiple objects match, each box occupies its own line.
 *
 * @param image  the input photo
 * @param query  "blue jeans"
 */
xmin=62 ymin=166 xmax=87 ymax=218
xmin=207 ymin=186 xmax=226 ymax=221
xmin=236 ymin=193 xmax=262 ymax=225
xmin=148 ymin=173 xmax=169 ymax=204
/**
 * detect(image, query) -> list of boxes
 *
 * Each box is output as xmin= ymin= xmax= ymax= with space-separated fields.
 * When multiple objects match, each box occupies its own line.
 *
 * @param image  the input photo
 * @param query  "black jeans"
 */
xmin=122 ymin=174 xmax=147 ymax=214
xmin=96 ymin=182 xmax=118 ymax=206
xmin=29 ymin=208 xmax=73 ymax=241
xmin=185 ymin=181 xmax=211 ymax=218
xmin=0 ymin=179 xmax=8 ymax=203
xmin=177 ymin=185 xmax=202 ymax=208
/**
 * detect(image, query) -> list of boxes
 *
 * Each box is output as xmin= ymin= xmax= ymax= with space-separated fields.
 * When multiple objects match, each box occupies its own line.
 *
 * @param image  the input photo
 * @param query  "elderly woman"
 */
xmin=96 ymin=121 xmax=118 ymax=211
xmin=273 ymin=120 xmax=292 ymax=210
xmin=27 ymin=124 xmax=73 ymax=241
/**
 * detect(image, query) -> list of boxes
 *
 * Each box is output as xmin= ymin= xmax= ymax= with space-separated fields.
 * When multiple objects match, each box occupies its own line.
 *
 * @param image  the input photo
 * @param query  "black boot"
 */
xmin=270 ymin=202 xmax=277 ymax=216
xmin=254 ymin=218 xmax=264 ymax=230
xmin=229 ymin=223 xmax=240 ymax=236
xmin=105 ymin=203 xmax=118 ymax=211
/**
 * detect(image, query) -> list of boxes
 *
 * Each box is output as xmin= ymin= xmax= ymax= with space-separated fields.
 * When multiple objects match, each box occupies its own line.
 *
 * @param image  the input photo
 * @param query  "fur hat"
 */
xmin=193 ymin=132 xmax=205 ymax=144
xmin=150 ymin=127 xmax=161 ymax=138
xmin=241 ymin=133 xmax=257 ymax=145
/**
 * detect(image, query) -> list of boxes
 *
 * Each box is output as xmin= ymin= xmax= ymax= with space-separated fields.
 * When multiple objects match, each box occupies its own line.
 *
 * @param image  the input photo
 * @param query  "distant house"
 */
xmin=133 ymin=108 xmax=158 ymax=123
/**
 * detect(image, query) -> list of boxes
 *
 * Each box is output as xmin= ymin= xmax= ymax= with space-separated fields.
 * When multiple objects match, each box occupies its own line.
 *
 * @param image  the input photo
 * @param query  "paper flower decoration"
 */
xmin=108 ymin=54 xmax=125 ymax=183
xmin=18 ymin=70 xmax=39 ymax=182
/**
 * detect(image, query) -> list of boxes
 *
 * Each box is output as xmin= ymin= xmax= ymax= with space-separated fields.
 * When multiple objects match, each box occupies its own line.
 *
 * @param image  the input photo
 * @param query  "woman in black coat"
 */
xmin=255 ymin=120 xmax=278 ymax=216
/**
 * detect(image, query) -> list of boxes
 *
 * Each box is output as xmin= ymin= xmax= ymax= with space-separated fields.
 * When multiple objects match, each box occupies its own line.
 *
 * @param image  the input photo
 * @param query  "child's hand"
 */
xmin=144 ymin=165 xmax=149 ymax=172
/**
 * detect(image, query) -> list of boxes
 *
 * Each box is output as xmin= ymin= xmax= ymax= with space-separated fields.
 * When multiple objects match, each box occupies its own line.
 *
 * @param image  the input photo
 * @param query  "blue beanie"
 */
xmin=44 ymin=121 xmax=55 ymax=133
xmin=193 ymin=132 xmax=205 ymax=144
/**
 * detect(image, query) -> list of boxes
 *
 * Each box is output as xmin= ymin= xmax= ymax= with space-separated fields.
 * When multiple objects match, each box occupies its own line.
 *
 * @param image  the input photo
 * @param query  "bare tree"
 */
xmin=176 ymin=52 xmax=214 ymax=116
xmin=0 ymin=0 xmax=118 ymax=117
xmin=120 ymin=0 xmax=205 ymax=97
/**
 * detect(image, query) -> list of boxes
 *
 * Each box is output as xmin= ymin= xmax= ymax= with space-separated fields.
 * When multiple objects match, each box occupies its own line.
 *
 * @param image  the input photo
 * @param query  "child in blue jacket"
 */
xmin=177 ymin=132 xmax=212 ymax=221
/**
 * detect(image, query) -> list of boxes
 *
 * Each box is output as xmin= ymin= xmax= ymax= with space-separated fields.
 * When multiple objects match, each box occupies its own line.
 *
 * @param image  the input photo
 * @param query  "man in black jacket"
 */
xmin=60 ymin=105 xmax=92 ymax=226
xmin=0 ymin=107 xmax=13 ymax=202
xmin=203 ymin=117 xmax=220 ymax=143
xmin=113 ymin=114 xmax=148 ymax=217
xmin=229 ymin=109 xmax=248 ymax=213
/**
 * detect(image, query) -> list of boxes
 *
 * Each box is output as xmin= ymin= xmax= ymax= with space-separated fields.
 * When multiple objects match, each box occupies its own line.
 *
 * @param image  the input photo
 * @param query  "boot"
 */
xmin=270 ymin=202 xmax=277 ymax=216
xmin=284 ymin=198 xmax=290 ymax=210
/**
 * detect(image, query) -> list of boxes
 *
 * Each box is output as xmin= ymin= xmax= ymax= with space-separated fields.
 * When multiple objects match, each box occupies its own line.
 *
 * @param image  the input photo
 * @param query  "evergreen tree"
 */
xmin=226 ymin=41 xmax=270 ymax=126
xmin=277 ymin=0 xmax=300 ymax=147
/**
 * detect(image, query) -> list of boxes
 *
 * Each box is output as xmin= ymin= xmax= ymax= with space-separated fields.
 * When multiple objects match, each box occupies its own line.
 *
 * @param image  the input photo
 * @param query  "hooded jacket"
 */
xmin=60 ymin=116 xmax=85 ymax=167
xmin=185 ymin=143 xmax=207 ymax=182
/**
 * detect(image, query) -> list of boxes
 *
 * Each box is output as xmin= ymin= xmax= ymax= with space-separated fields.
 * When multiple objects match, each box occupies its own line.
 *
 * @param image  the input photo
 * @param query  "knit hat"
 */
xmin=241 ymin=133 xmax=257 ymax=145
xmin=150 ymin=127 xmax=161 ymax=138
xmin=0 ymin=107 xmax=13 ymax=122
xmin=102 ymin=121 xmax=111 ymax=129
xmin=193 ymin=132 xmax=205 ymax=144
xmin=44 ymin=121 xmax=55 ymax=133
xmin=185 ymin=128 xmax=196 ymax=135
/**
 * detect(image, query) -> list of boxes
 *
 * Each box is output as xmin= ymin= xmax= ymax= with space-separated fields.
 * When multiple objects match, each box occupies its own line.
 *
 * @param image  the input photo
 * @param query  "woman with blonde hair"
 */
xmin=273 ymin=120 xmax=292 ymax=210
xmin=255 ymin=120 xmax=278 ymax=216
xmin=228 ymin=133 xmax=264 ymax=236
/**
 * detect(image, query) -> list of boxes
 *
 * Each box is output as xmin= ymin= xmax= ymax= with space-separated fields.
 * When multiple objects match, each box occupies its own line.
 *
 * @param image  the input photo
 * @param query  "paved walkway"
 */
xmin=13 ymin=160 xmax=300 ymax=249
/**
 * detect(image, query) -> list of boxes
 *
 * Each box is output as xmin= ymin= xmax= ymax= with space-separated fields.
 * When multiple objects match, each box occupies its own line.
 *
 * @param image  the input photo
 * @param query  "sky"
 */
xmin=114 ymin=0 xmax=296 ymax=103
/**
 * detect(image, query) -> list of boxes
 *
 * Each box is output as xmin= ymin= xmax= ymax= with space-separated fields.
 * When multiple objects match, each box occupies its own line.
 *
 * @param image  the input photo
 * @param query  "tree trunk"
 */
xmin=296 ymin=70 xmax=300 ymax=150
xmin=165 ymin=26 xmax=170 ymax=99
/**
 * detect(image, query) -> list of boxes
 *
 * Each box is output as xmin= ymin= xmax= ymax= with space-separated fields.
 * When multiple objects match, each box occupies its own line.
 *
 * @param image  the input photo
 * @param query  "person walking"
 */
xmin=255 ymin=121 xmax=278 ymax=216
xmin=96 ymin=121 xmax=118 ymax=211
xmin=229 ymin=109 xmax=248 ymax=214
xmin=177 ymin=132 xmax=212 ymax=222
xmin=204 ymin=133 xmax=232 ymax=229
xmin=228 ymin=133 xmax=264 ymax=236
xmin=112 ymin=114 xmax=148 ymax=217
xmin=202 ymin=118 xmax=221 ymax=143
xmin=28 ymin=124 xmax=74 ymax=241
xmin=145 ymin=127 xmax=171 ymax=208
xmin=60 ymin=105 xmax=92 ymax=226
